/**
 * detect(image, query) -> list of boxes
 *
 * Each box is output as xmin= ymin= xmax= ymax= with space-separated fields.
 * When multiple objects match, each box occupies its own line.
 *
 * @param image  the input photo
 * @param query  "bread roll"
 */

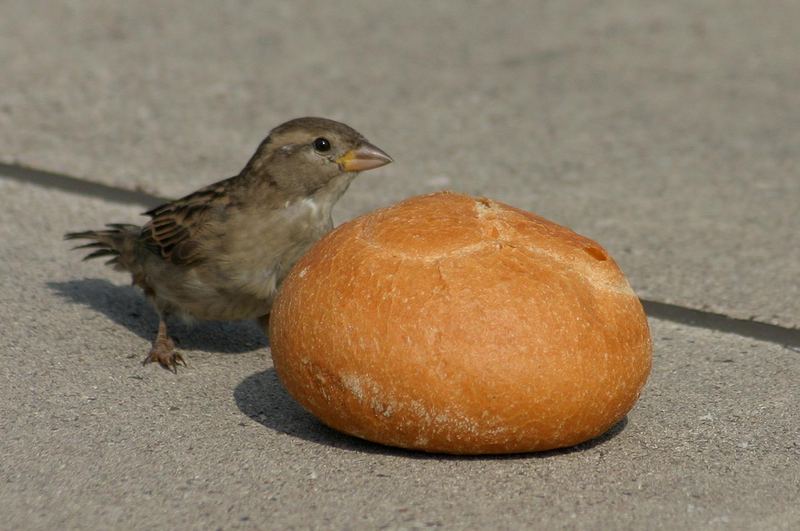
xmin=268 ymin=192 xmax=652 ymax=454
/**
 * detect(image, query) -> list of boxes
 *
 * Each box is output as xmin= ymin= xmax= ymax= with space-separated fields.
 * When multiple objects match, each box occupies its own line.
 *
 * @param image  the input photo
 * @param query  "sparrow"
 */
xmin=65 ymin=117 xmax=392 ymax=372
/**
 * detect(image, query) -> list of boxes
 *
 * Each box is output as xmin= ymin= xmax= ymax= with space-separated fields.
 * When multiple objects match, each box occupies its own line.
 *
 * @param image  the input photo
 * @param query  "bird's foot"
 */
xmin=142 ymin=333 xmax=187 ymax=374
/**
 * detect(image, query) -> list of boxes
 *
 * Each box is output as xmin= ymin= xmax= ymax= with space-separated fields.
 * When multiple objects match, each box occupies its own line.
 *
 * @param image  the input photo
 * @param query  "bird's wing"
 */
xmin=141 ymin=177 xmax=238 ymax=266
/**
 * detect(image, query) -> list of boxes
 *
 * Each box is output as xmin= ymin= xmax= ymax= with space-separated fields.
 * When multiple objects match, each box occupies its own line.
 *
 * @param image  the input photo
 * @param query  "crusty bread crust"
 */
xmin=269 ymin=191 xmax=652 ymax=454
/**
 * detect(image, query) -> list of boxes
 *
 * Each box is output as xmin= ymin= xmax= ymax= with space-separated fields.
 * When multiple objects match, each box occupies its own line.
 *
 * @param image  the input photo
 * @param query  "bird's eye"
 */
xmin=313 ymin=137 xmax=331 ymax=152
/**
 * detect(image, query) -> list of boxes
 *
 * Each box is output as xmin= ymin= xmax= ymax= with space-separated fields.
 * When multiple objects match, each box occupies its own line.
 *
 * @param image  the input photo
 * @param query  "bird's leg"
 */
xmin=142 ymin=318 xmax=186 ymax=373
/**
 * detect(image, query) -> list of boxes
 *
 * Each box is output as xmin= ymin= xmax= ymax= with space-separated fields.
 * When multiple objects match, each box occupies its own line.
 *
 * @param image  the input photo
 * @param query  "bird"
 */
xmin=65 ymin=117 xmax=392 ymax=372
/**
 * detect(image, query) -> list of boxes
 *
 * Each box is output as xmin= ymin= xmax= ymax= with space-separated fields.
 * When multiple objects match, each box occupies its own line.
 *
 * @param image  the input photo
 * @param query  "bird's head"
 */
xmin=243 ymin=117 xmax=393 ymax=196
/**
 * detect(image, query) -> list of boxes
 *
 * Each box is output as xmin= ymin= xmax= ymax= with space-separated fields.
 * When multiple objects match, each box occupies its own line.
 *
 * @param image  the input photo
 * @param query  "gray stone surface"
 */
xmin=1 ymin=1 xmax=798 ymax=328
xmin=1 ymin=180 xmax=798 ymax=529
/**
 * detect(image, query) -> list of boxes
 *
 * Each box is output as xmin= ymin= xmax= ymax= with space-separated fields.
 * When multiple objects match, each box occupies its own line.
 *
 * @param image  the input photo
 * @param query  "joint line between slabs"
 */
xmin=2 ymin=163 xmax=798 ymax=349
xmin=641 ymin=300 xmax=799 ymax=350
xmin=0 ymin=161 xmax=168 ymax=208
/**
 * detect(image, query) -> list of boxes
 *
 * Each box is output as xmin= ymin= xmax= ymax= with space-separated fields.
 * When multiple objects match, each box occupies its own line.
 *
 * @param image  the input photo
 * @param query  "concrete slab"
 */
xmin=1 ymin=1 xmax=798 ymax=329
xmin=1 ymin=181 xmax=798 ymax=529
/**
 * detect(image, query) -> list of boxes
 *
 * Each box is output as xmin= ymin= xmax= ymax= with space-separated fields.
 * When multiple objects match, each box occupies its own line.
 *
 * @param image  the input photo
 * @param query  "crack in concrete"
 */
xmin=2 ymin=163 xmax=798 ymax=350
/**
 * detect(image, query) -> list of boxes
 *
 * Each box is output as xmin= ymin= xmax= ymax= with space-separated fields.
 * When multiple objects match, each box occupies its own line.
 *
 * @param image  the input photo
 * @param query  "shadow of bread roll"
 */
xmin=269 ymin=191 xmax=652 ymax=454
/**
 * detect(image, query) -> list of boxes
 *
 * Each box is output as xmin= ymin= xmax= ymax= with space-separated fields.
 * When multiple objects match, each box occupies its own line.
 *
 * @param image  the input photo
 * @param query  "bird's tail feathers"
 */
xmin=64 ymin=223 xmax=141 ymax=271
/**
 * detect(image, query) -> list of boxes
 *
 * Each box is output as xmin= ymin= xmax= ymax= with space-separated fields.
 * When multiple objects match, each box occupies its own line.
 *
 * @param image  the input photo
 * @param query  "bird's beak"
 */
xmin=337 ymin=142 xmax=393 ymax=172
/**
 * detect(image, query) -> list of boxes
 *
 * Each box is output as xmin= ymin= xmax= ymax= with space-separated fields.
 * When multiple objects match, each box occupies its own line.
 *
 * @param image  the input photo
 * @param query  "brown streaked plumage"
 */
xmin=65 ymin=117 xmax=392 ymax=372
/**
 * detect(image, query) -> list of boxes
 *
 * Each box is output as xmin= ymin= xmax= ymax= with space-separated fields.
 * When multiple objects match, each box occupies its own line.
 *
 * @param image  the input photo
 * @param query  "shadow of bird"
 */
xmin=48 ymin=278 xmax=267 ymax=354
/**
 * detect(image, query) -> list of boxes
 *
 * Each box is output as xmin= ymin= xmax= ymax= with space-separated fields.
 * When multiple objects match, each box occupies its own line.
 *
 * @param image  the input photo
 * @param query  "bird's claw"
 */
xmin=142 ymin=338 xmax=186 ymax=373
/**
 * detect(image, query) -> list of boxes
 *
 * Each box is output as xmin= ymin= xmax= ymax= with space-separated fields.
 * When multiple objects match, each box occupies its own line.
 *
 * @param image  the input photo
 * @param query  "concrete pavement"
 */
xmin=1 ymin=1 xmax=799 ymax=529
xmin=1 ymin=179 xmax=798 ymax=529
